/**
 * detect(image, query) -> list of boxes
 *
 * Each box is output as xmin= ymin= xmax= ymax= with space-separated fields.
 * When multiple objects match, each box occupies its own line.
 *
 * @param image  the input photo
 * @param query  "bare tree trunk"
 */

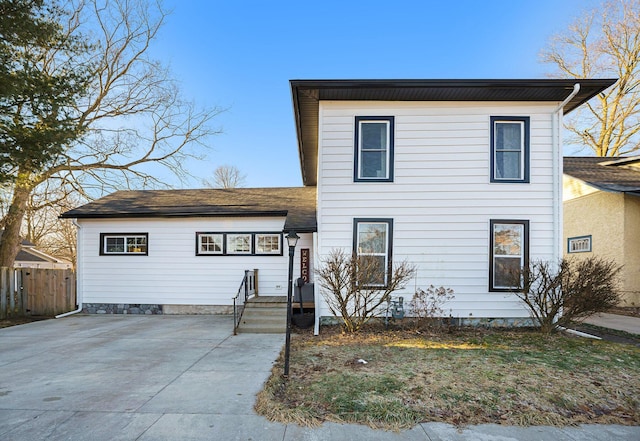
xmin=0 ymin=173 xmax=33 ymax=267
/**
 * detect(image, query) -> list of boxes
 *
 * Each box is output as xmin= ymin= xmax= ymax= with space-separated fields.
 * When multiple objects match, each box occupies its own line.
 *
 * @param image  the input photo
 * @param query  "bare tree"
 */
xmin=316 ymin=249 xmax=416 ymax=333
xmin=203 ymin=165 xmax=246 ymax=189
xmin=22 ymin=188 xmax=84 ymax=266
xmin=541 ymin=0 xmax=640 ymax=156
xmin=510 ymin=257 xmax=621 ymax=333
xmin=0 ymin=0 xmax=222 ymax=267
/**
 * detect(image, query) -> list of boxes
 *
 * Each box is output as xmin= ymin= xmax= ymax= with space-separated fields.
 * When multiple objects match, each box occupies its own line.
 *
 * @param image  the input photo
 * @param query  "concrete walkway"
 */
xmin=0 ymin=315 xmax=638 ymax=441
xmin=583 ymin=312 xmax=640 ymax=335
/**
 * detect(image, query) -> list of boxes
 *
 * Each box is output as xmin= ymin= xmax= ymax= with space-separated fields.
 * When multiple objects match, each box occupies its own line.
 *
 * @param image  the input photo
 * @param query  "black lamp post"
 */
xmin=283 ymin=230 xmax=299 ymax=377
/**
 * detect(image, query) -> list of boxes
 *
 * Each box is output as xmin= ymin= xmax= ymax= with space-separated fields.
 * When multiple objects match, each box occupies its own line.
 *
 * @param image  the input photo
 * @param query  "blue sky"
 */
xmin=150 ymin=0 xmax=600 ymax=188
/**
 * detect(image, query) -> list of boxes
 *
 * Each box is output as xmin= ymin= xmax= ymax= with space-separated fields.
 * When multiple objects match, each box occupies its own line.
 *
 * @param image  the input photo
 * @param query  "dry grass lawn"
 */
xmin=256 ymin=324 xmax=640 ymax=430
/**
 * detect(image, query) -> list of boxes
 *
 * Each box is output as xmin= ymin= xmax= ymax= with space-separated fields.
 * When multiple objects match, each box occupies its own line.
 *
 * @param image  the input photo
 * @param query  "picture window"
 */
xmin=100 ymin=233 xmax=148 ymax=255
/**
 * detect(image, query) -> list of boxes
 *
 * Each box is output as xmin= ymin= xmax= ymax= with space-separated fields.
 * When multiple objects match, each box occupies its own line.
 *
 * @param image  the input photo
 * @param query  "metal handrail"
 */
xmin=233 ymin=270 xmax=256 ymax=335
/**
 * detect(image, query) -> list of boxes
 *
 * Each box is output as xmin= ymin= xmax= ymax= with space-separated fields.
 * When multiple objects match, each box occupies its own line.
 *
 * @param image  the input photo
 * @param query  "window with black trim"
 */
xmin=198 ymin=233 xmax=223 ymax=255
xmin=256 ymin=233 xmax=282 ymax=255
xmin=568 ymin=235 xmax=592 ymax=253
xmin=353 ymin=218 xmax=393 ymax=286
xmin=227 ymin=233 xmax=252 ymax=255
xmin=489 ymin=220 xmax=529 ymax=291
xmin=354 ymin=116 xmax=394 ymax=182
xmin=490 ymin=116 xmax=530 ymax=183
xmin=195 ymin=232 xmax=283 ymax=256
xmin=100 ymin=233 xmax=148 ymax=255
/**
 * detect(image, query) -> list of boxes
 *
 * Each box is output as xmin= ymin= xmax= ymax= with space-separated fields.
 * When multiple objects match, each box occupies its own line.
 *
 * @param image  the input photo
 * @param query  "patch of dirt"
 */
xmin=571 ymin=323 xmax=640 ymax=347
xmin=0 ymin=316 xmax=52 ymax=329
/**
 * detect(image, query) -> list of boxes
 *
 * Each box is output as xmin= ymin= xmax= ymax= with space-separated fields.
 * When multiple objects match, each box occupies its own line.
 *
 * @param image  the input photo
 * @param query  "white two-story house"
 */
xmin=292 ymin=79 xmax=613 ymax=327
xmin=63 ymin=79 xmax=614 ymax=328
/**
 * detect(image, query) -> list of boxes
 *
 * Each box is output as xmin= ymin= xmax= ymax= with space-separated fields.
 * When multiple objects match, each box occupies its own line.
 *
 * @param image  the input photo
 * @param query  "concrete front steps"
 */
xmin=236 ymin=296 xmax=287 ymax=333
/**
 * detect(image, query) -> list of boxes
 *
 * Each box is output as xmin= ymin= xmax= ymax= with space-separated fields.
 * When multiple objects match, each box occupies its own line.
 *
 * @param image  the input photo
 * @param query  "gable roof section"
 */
xmin=16 ymin=249 xmax=48 ymax=262
xmin=291 ymin=79 xmax=617 ymax=185
xmin=61 ymin=187 xmax=317 ymax=232
xmin=564 ymin=156 xmax=640 ymax=195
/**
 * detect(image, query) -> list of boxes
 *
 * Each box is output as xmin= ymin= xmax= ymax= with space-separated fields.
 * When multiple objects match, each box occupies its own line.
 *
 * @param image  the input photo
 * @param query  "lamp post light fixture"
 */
xmin=283 ymin=230 xmax=299 ymax=377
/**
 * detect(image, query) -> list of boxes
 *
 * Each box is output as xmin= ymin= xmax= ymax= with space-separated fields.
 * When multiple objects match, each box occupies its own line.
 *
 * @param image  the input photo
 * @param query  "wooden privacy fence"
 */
xmin=0 ymin=267 xmax=76 ymax=318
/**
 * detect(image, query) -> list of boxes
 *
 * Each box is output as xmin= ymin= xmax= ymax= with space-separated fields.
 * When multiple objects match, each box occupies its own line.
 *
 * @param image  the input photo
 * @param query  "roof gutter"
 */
xmin=552 ymin=83 xmax=580 ymax=267
xmin=554 ymin=83 xmax=581 ymax=114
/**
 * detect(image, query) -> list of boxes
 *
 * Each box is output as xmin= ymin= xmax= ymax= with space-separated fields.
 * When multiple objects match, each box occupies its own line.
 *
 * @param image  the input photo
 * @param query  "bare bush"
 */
xmin=316 ymin=249 xmax=416 ymax=333
xmin=511 ymin=257 xmax=622 ymax=333
xmin=409 ymin=285 xmax=455 ymax=329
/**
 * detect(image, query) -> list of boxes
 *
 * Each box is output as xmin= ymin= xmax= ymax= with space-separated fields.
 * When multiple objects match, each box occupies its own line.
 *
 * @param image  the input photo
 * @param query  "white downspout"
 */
xmin=551 ymin=83 xmax=579 ymax=326
xmin=552 ymin=83 xmax=580 ymax=264
xmin=56 ymin=219 xmax=82 ymax=318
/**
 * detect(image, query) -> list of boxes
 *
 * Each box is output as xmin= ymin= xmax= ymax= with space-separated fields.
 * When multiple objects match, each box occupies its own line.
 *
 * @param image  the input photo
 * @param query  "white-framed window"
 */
xmin=197 ymin=233 xmax=223 ymax=255
xmin=568 ymin=235 xmax=592 ymax=253
xmin=100 ymin=233 xmax=148 ymax=255
xmin=256 ymin=233 xmax=282 ymax=255
xmin=490 ymin=220 xmax=529 ymax=291
xmin=490 ymin=116 xmax=530 ymax=183
xmin=353 ymin=218 xmax=393 ymax=286
xmin=227 ymin=233 xmax=252 ymax=255
xmin=354 ymin=116 xmax=394 ymax=182
xmin=195 ymin=232 xmax=283 ymax=256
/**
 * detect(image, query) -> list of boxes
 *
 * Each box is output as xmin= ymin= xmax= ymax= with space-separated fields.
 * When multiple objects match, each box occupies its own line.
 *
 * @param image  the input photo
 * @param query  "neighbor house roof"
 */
xmin=61 ymin=187 xmax=317 ymax=232
xmin=564 ymin=156 xmax=640 ymax=195
xmin=0 ymin=230 xmax=70 ymax=264
xmin=291 ymin=78 xmax=617 ymax=185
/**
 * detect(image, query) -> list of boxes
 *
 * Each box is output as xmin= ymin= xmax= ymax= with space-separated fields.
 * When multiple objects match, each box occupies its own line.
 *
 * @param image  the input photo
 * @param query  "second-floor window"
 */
xmin=354 ymin=116 xmax=394 ymax=182
xmin=490 ymin=116 xmax=530 ymax=183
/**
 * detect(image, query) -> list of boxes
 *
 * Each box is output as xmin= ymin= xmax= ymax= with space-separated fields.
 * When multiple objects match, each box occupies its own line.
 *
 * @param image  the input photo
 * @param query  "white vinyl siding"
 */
xmin=77 ymin=217 xmax=313 ymax=306
xmin=316 ymin=100 xmax=558 ymax=319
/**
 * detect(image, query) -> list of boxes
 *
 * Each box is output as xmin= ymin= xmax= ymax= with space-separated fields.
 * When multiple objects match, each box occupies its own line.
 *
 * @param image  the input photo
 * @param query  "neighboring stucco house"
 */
xmin=62 ymin=78 xmax=614 ymax=326
xmin=563 ymin=156 xmax=640 ymax=306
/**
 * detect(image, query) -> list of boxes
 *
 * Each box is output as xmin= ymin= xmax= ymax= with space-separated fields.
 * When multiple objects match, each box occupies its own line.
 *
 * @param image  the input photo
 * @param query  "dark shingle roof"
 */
xmin=291 ymin=79 xmax=617 ymax=185
xmin=61 ymin=187 xmax=317 ymax=232
xmin=564 ymin=157 xmax=640 ymax=195
xmin=16 ymin=250 xmax=47 ymax=262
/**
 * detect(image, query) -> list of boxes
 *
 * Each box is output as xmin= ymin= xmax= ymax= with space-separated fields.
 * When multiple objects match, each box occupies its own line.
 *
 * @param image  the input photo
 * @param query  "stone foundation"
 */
xmin=319 ymin=316 xmax=536 ymax=328
xmin=162 ymin=305 xmax=233 ymax=315
xmin=83 ymin=303 xmax=163 ymax=314
xmin=82 ymin=303 xmax=234 ymax=315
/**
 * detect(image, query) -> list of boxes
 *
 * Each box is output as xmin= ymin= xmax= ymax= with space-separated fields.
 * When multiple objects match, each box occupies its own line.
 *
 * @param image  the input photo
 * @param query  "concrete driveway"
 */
xmin=1 ymin=315 xmax=638 ymax=441
xmin=0 ymin=315 xmax=286 ymax=440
